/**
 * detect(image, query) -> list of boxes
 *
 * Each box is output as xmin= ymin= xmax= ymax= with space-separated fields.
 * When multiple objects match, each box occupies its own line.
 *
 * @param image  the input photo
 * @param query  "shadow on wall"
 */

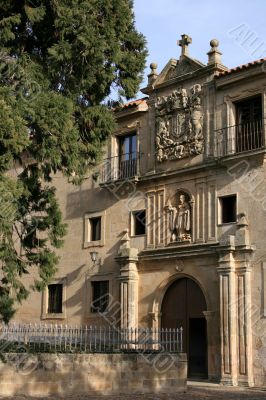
xmin=65 ymin=178 xmax=138 ymax=220
xmin=64 ymin=263 xmax=87 ymax=318
xmin=0 ymin=353 xmax=187 ymax=396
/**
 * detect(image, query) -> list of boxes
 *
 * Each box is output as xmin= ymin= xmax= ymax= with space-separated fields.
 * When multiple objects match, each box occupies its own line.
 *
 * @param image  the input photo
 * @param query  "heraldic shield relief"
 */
xmin=155 ymin=84 xmax=204 ymax=162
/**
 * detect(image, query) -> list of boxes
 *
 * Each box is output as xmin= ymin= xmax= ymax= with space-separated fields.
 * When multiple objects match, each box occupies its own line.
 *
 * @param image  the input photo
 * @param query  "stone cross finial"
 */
xmin=178 ymin=34 xmax=192 ymax=58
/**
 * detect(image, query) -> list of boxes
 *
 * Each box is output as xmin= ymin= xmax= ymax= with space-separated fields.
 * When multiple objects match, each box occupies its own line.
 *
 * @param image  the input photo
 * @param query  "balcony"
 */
xmin=216 ymin=119 xmax=265 ymax=157
xmin=99 ymin=152 xmax=140 ymax=184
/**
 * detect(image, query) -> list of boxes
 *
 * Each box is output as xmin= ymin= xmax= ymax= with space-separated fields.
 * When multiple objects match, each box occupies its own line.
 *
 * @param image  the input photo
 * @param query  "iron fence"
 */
xmin=0 ymin=324 xmax=183 ymax=354
xmin=100 ymin=152 xmax=140 ymax=183
xmin=216 ymin=119 xmax=265 ymax=157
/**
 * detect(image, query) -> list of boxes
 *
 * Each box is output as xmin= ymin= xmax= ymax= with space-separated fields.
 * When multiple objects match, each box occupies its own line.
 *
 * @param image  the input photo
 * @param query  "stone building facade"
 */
xmin=15 ymin=35 xmax=266 ymax=388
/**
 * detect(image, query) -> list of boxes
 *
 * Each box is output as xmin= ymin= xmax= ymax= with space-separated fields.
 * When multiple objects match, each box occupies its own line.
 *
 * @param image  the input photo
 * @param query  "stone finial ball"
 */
xmin=150 ymin=62 xmax=158 ymax=71
xmin=210 ymin=39 xmax=219 ymax=48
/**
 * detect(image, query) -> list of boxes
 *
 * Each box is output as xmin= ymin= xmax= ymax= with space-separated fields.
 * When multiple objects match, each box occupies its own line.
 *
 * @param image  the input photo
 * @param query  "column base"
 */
xmin=220 ymin=377 xmax=238 ymax=386
xmin=238 ymin=378 xmax=254 ymax=388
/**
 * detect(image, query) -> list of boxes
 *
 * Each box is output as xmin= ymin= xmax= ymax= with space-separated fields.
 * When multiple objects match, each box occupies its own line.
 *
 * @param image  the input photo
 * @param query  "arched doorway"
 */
xmin=161 ymin=277 xmax=208 ymax=378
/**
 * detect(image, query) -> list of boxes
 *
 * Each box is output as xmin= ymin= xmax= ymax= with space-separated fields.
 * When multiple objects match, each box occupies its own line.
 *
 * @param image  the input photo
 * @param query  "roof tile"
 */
xmin=216 ymin=58 xmax=266 ymax=78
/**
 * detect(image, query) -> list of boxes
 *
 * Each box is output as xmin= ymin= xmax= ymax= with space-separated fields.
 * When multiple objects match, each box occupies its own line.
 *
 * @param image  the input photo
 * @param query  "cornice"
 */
xmin=139 ymin=242 xmax=219 ymax=261
xmin=141 ymin=64 xmax=227 ymax=95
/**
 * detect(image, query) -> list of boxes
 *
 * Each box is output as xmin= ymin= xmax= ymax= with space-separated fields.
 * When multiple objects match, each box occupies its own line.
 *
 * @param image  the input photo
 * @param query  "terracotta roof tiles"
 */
xmin=216 ymin=58 xmax=266 ymax=78
xmin=120 ymin=97 xmax=148 ymax=109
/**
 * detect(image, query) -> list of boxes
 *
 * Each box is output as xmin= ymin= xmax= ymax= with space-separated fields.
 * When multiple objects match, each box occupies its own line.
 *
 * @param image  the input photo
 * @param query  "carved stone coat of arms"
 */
xmin=155 ymin=84 xmax=204 ymax=162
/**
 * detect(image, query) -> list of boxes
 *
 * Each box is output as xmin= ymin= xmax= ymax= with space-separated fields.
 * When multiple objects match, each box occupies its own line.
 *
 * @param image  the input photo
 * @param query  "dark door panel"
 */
xmin=161 ymin=277 xmax=208 ymax=378
xmin=188 ymin=318 xmax=207 ymax=378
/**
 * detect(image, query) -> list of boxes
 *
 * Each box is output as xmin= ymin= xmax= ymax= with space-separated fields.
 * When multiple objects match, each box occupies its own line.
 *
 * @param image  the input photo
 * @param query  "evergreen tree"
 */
xmin=0 ymin=0 xmax=147 ymax=322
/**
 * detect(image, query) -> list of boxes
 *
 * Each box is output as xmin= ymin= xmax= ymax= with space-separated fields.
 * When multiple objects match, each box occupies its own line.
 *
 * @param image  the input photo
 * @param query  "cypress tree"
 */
xmin=0 ymin=0 xmax=147 ymax=322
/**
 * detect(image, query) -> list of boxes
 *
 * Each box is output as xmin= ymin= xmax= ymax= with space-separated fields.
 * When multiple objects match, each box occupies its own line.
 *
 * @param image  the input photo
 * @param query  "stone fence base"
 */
xmin=0 ymin=352 xmax=187 ymax=396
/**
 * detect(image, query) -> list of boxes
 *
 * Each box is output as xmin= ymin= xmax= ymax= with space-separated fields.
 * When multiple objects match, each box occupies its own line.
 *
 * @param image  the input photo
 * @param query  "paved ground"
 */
xmin=0 ymin=385 xmax=265 ymax=400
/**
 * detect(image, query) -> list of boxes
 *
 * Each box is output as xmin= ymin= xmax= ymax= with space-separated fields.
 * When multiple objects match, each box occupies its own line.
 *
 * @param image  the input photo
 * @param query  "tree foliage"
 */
xmin=0 ymin=0 xmax=147 ymax=322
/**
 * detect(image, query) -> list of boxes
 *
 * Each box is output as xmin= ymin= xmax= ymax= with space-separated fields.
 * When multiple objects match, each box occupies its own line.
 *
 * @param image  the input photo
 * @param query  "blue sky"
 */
xmin=134 ymin=0 xmax=266 ymax=94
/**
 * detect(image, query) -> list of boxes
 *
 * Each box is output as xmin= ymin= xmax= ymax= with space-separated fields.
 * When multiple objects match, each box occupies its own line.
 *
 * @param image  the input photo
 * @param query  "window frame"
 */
xmin=85 ymin=274 xmax=113 ymax=318
xmin=90 ymin=216 xmax=102 ymax=242
xmin=218 ymin=194 xmax=237 ymax=225
xmin=90 ymin=280 xmax=110 ymax=314
xmin=131 ymin=209 xmax=146 ymax=237
xmin=234 ymin=94 xmax=263 ymax=153
xmin=221 ymin=91 xmax=265 ymax=157
xmin=118 ymin=132 xmax=137 ymax=159
xmin=84 ymin=211 xmax=106 ymax=248
xmin=235 ymin=94 xmax=262 ymax=125
xmin=109 ymin=127 xmax=140 ymax=181
xmin=41 ymin=277 xmax=67 ymax=320
xmin=47 ymin=283 xmax=63 ymax=314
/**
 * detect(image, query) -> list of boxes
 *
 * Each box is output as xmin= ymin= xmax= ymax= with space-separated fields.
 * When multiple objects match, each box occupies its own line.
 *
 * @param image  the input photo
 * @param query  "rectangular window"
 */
xmin=119 ymin=133 xmax=137 ymax=159
xmin=118 ymin=133 xmax=137 ymax=179
xmin=220 ymin=195 xmax=237 ymax=224
xmin=90 ymin=217 xmax=101 ymax=241
xmin=48 ymin=284 xmax=63 ymax=314
xmin=132 ymin=210 xmax=146 ymax=235
xmin=235 ymin=95 xmax=263 ymax=152
xmin=91 ymin=281 xmax=109 ymax=313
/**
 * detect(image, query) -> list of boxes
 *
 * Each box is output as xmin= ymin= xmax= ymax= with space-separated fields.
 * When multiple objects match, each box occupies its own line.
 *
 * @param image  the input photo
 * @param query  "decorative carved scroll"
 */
xmin=155 ymin=84 xmax=204 ymax=162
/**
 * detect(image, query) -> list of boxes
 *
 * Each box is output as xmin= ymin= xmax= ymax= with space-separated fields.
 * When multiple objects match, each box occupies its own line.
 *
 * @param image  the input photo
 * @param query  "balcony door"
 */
xmin=118 ymin=133 xmax=137 ymax=179
xmin=235 ymin=95 xmax=263 ymax=153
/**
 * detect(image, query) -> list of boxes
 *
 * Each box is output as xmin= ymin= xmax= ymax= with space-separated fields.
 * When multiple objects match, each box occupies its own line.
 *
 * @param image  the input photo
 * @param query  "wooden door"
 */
xmin=161 ymin=278 xmax=208 ymax=378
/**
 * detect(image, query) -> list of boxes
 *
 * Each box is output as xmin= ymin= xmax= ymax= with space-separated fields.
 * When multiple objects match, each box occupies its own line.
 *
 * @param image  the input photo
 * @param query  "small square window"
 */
xmin=48 ymin=284 xmax=63 ymax=314
xmin=132 ymin=210 xmax=146 ymax=236
xmin=91 ymin=281 xmax=109 ymax=313
xmin=84 ymin=212 xmax=105 ymax=248
xmin=220 ymin=195 xmax=237 ymax=224
xmin=90 ymin=217 xmax=101 ymax=241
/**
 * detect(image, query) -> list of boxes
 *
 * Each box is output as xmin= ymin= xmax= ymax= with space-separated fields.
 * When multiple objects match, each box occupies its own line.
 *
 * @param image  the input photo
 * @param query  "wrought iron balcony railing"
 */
xmin=100 ymin=152 xmax=140 ymax=184
xmin=216 ymin=119 xmax=265 ymax=157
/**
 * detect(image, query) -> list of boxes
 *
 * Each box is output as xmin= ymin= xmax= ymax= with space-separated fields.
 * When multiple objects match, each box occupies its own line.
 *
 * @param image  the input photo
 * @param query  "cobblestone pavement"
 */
xmin=0 ymin=386 xmax=266 ymax=400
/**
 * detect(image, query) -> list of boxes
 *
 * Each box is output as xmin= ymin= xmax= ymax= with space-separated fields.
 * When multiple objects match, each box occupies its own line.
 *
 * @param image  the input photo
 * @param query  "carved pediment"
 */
xmin=170 ymin=56 xmax=205 ymax=79
xmin=155 ymin=84 xmax=204 ymax=162
xmin=154 ymin=56 xmax=205 ymax=87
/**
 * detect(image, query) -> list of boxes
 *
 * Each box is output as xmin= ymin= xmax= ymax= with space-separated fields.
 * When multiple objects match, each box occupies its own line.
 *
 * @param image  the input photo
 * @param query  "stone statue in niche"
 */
xmin=166 ymin=193 xmax=191 ymax=242
xmin=155 ymin=84 xmax=204 ymax=162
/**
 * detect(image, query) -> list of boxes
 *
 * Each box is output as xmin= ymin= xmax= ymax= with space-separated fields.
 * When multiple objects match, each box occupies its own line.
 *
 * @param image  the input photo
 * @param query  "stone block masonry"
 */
xmin=0 ymin=353 xmax=187 ymax=396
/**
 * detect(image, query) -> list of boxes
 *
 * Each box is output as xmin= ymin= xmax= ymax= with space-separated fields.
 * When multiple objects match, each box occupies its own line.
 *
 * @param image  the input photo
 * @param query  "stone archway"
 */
xmin=161 ymin=277 xmax=208 ymax=378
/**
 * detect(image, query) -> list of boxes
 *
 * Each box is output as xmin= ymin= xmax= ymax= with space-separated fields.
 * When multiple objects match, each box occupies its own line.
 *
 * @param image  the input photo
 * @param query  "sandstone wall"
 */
xmin=0 ymin=352 xmax=187 ymax=396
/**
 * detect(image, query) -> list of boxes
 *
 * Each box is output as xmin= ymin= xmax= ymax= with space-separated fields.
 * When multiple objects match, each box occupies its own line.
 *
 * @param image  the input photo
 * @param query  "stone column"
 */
xmin=147 ymin=191 xmax=156 ymax=248
xmin=216 ymin=214 xmax=255 ymax=387
xmin=234 ymin=213 xmax=254 ymax=387
xmin=216 ymin=237 xmax=238 ymax=386
xmin=236 ymin=264 xmax=254 ymax=387
xmin=195 ymin=179 xmax=206 ymax=243
xmin=119 ymin=256 xmax=139 ymax=329
xmin=116 ymin=231 xmax=139 ymax=329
